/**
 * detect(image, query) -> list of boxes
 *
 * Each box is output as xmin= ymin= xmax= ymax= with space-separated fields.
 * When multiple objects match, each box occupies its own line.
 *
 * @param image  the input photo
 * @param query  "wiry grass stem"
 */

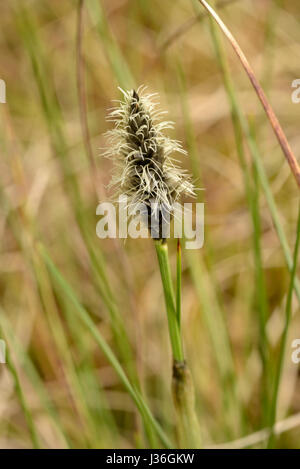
xmin=0 ymin=325 xmax=40 ymax=449
xmin=176 ymin=240 xmax=182 ymax=327
xmin=207 ymin=11 xmax=270 ymax=425
xmin=155 ymin=240 xmax=201 ymax=448
xmin=267 ymin=202 xmax=300 ymax=448
xmin=196 ymin=0 xmax=300 ymax=305
xmin=40 ymin=243 xmax=172 ymax=449
xmin=155 ymin=240 xmax=183 ymax=362
xmin=198 ymin=0 xmax=300 ymax=189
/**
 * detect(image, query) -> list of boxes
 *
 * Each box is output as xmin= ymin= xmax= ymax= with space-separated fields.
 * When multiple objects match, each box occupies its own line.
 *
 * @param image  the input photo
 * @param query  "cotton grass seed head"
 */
xmin=103 ymin=86 xmax=195 ymax=238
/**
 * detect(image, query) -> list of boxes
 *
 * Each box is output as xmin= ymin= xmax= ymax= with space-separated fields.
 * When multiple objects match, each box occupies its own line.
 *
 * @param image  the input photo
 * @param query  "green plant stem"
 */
xmin=198 ymin=0 xmax=300 ymax=188
xmin=268 ymin=202 xmax=300 ymax=448
xmin=172 ymin=360 xmax=201 ymax=448
xmin=177 ymin=62 xmax=244 ymax=435
xmin=155 ymin=240 xmax=183 ymax=361
xmin=14 ymin=3 xmax=137 ymax=381
xmin=198 ymin=0 xmax=300 ymax=306
xmin=176 ymin=240 xmax=182 ymax=327
xmin=207 ymin=14 xmax=270 ymax=423
xmin=155 ymin=240 xmax=201 ymax=447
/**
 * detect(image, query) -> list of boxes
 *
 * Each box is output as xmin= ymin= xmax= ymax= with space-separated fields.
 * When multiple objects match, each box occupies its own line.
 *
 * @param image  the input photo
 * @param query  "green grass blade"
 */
xmin=198 ymin=0 xmax=300 ymax=305
xmin=176 ymin=240 xmax=182 ymax=327
xmin=39 ymin=243 xmax=172 ymax=449
xmin=0 ymin=312 xmax=70 ymax=447
xmin=14 ymin=3 xmax=137 ymax=384
xmin=176 ymin=59 xmax=244 ymax=436
xmin=86 ymin=0 xmax=134 ymax=89
xmin=0 ymin=321 xmax=40 ymax=449
xmin=155 ymin=241 xmax=184 ymax=362
xmin=268 ymin=202 xmax=300 ymax=447
xmin=207 ymin=14 xmax=270 ymax=423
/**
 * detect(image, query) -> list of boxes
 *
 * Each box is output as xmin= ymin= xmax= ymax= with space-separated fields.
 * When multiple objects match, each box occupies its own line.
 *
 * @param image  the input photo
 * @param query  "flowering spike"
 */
xmin=103 ymin=87 xmax=195 ymax=238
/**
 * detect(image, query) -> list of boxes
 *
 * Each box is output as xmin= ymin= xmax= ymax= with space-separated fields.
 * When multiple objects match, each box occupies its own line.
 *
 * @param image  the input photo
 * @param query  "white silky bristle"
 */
xmin=103 ymin=87 xmax=195 ymax=217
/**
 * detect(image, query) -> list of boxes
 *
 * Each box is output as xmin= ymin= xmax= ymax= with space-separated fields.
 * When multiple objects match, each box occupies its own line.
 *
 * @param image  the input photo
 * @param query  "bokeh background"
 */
xmin=0 ymin=0 xmax=299 ymax=448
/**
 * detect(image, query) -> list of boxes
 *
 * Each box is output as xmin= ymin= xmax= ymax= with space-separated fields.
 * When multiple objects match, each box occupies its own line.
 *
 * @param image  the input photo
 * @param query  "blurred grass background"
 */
xmin=0 ymin=0 xmax=300 ymax=448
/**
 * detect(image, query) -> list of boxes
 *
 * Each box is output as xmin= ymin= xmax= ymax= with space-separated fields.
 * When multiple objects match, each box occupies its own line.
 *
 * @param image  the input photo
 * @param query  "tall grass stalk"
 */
xmin=0 ymin=322 xmax=40 ymax=449
xmin=31 ymin=250 xmax=110 ymax=446
xmin=206 ymin=11 xmax=270 ymax=424
xmin=198 ymin=0 xmax=300 ymax=436
xmin=176 ymin=240 xmax=182 ymax=326
xmin=86 ymin=0 xmax=134 ymax=89
xmin=196 ymin=0 xmax=300 ymax=306
xmin=198 ymin=0 xmax=300 ymax=188
xmin=40 ymin=243 xmax=172 ymax=449
xmin=155 ymin=240 xmax=201 ymax=448
xmin=155 ymin=241 xmax=183 ymax=362
xmin=267 ymin=202 xmax=300 ymax=448
xmin=15 ymin=3 xmax=139 ymax=388
xmin=177 ymin=61 xmax=245 ymax=437
xmin=0 ymin=312 xmax=70 ymax=447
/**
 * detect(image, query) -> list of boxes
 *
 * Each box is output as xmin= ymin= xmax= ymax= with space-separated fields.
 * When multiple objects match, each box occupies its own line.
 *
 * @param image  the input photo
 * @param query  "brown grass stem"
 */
xmin=198 ymin=0 xmax=300 ymax=189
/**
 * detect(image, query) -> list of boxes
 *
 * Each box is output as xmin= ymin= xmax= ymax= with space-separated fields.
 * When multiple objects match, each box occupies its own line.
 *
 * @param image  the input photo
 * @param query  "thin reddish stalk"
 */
xmin=199 ymin=0 xmax=300 ymax=189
